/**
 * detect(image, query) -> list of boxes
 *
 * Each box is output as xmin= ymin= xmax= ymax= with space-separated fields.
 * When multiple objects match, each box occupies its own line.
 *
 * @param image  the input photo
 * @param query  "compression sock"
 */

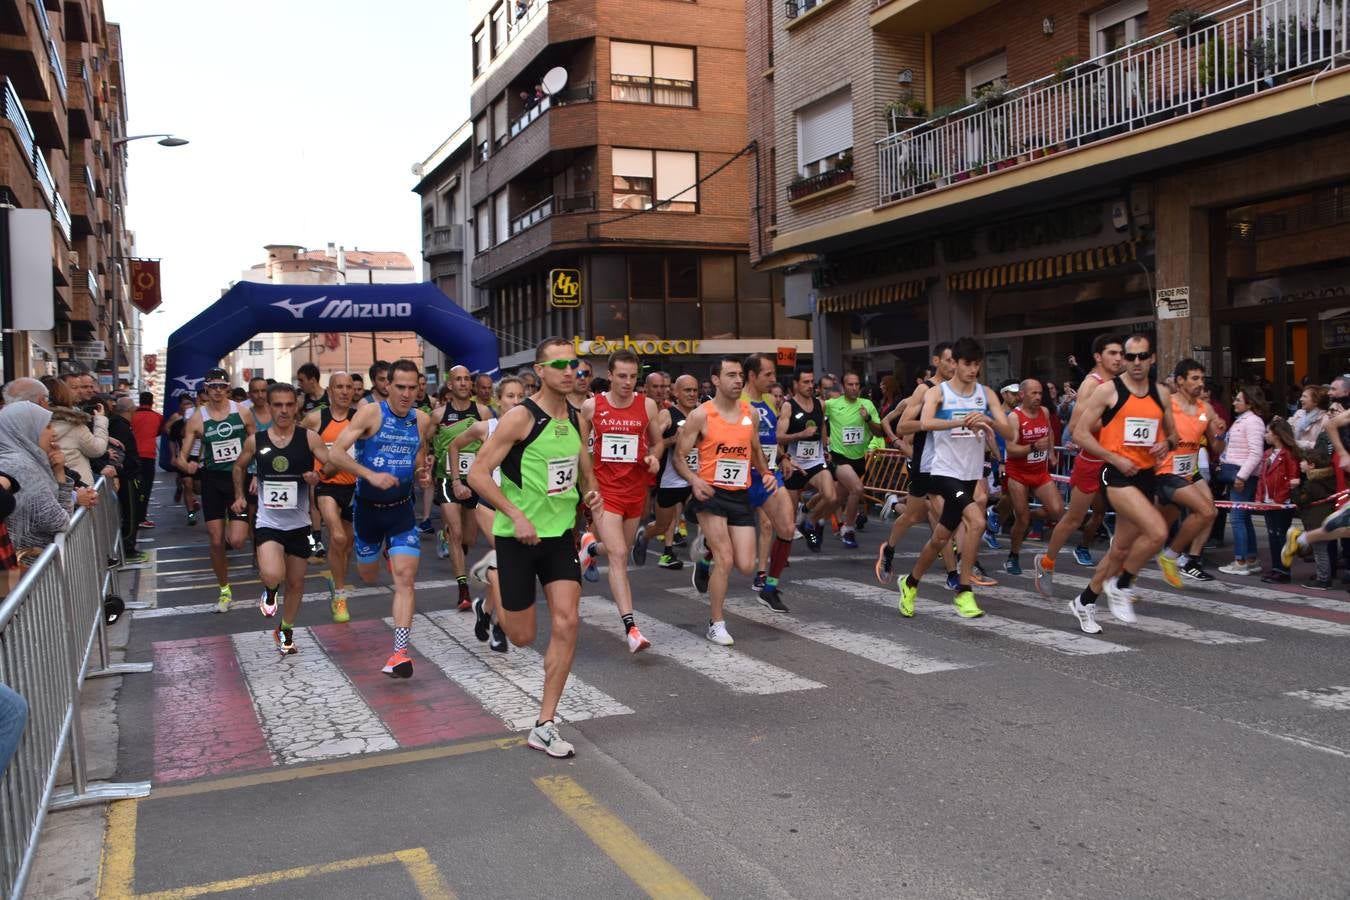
xmin=768 ymin=537 xmax=792 ymax=579
xmin=457 ymin=575 xmax=468 ymax=587
xmin=393 ymin=627 xmax=410 ymax=653
xmin=1080 ymin=586 xmax=1100 ymax=606
xmin=621 ymin=613 xmax=636 ymax=632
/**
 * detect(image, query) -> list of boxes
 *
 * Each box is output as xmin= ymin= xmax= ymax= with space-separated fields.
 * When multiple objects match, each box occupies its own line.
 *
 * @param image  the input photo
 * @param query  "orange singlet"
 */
xmin=1098 ymin=376 xmax=1165 ymax=472
xmin=316 ymin=408 xmax=357 ymax=486
xmin=1159 ymin=394 xmax=1206 ymax=478
xmin=697 ymin=399 xmax=754 ymax=491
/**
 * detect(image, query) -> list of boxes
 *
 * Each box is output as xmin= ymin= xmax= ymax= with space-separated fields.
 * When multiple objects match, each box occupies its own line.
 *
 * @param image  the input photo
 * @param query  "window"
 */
xmin=610 ymin=41 xmax=695 ymax=106
xmin=964 ymin=52 xmax=1007 ymax=98
xmin=490 ymin=4 xmax=507 ymax=57
xmin=442 ymin=184 xmax=460 ymax=224
xmin=473 ymin=115 xmax=489 ymax=163
xmin=612 ymin=149 xmax=697 ymax=211
xmin=248 ymin=340 xmax=263 ymax=356
xmin=492 ymin=97 xmax=508 ymax=148
xmin=493 ymin=192 xmax=509 ymax=247
xmin=474 ymin=203 xmax=490 ymax=253
xmin=472 ymin=27 xmax=486 ymax=77
xmin=1091 ymin=0 xmax=1148 ymax=57
xmin=795 ymin=89 xmax=852 ymax=177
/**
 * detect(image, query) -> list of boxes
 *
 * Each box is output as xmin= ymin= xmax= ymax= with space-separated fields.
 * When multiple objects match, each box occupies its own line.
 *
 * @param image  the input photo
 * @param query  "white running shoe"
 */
xmin=527 ymin=720 xmax=575 ymax=758
xmin=259 ymin=590 xmax=277 ymax=618
xmin=626 ymin=625 xmax=651 ymax=653
xmin=1103 ymin=577 xmax=1137 ymax=623
xmin=469 ymin=550 xmax=496 ymax=587
xmin=706 ymin=620 xmax=734 ymax=646
xmin=1068 ymin=595 xmax=1102 ymax=634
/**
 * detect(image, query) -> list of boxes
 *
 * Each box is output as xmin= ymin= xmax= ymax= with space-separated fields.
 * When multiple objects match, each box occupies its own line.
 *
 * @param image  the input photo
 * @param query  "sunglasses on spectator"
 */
xmin=1122 ymin=352 xmax=1152 ymax=362
xmin=539 ymin=359 xmax=581 ymax=370
xmin=205 ymin=381 xmax=229 ymax=389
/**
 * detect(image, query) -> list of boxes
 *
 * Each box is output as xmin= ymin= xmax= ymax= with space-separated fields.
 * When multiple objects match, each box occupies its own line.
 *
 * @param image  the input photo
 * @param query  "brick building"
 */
xmin=461 ymin=0 xmax=809 ymax=374
xmin=0 ymin=0 xmax=134 ymax=381
xmin=751 ymin=0 xmax=1350 ymax=405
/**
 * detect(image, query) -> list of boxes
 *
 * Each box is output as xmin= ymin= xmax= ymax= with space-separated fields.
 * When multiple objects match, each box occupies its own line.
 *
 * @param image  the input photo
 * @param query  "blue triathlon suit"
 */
xmin=746 ymin=397 xmax=784 ymax=510
xmin=353 ymin=401 xmax=422 ymax=564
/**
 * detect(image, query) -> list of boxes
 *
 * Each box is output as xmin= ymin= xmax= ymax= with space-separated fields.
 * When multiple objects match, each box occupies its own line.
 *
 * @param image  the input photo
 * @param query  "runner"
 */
xmin=176 ymin=368 xmax=256 ymax=612
xmin=301 ymin=371 xmax=359 ymax=622
xmin=358 ymin=360 xmax=391 ymax=408
xmin=326 ymin=360 xmax=435 ymax=677
xmin=1156 ymin=359 xmax=1226 ymax=584
xmin=296 ymin=362 xmax=328 ymax=415
xmin=431 ymin=365 xmax=492 ymax=611
xmin=243 ymin=379 xmax=272 ymax=541
xmin=569 ymin=359 xmax=592 ymax=410
xmin=897 ymin=338 xmax=1015 ymax=619
xmin=674 ymin=356 xmax=778 ymax=645
xmin=741 ymin=352 xmax=795 ymax=612
xmin=164 ymin=393 xmax=199 ymax=526
xmin=1066 ymin=334 xmax=1178 ymax=632
xmin=1033 ymin=334 xmax=1125 ymax=595
xmin=577 ymin=349 xmax=659 ymax=652
xmin=450 ymin=376 xmax=526 ymax=653
xmin=467 ymin=337 xmax=604 ymax=758
xmin=779 ymin=370 xmax=837 ymax=552
xmin=1003 ymin=378 xmax=1063 ymax=576
xmin=824 ymin=373 xmax=881 ymax=549
xmin=230 ymin=383 xmax=331 ymax=654
xmin=643 ymin=374 xmax=700 ymax=571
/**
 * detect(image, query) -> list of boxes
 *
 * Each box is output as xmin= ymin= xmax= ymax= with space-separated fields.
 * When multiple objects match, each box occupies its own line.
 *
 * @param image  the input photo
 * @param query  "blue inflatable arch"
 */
xmin=163 ymin=281 xmax=500 ymax=415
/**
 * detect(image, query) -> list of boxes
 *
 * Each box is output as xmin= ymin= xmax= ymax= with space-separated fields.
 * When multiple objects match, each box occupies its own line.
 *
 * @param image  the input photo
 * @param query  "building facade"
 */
xmin=752 ymin=0 xmax=1350 ymax=404
xmin=461 ymin=0 xmax=809 ymax=375
xmin=0 ymin=0 xmax=133 ymax=382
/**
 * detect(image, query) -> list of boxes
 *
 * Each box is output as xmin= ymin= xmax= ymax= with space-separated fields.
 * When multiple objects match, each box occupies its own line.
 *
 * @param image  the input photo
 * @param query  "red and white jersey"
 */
xmin=1076 ymin=370 xmax=1107 ymax=463
xmin=1005 ymin=406 xmax=1051 ymax=481
xmin=591 ymin=392 xmax=652 ymax=499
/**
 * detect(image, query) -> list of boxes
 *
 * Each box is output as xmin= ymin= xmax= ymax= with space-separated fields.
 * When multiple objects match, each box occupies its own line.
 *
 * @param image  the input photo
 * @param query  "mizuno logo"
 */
xmin=271 ymin=297 xmax=330 ymax=319
xmin=271 ymin=297 xmax=414 ymax=320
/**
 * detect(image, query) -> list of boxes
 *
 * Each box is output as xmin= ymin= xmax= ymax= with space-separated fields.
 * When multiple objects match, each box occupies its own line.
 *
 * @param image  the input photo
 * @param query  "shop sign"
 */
xmin=1156 ymin=287 xmax=1190 ymax=320
xmin=574 ymin=335 xmax=700 ymax=356
xmin=550 ymin=269 xmax=582 ymax=308
xmin=776 ymin=346 xmax=797 ymax=369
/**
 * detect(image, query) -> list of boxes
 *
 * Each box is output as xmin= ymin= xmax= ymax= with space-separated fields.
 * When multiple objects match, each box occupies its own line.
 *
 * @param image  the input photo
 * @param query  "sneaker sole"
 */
xmin=1068 ymin=599 xmax=1102 ymax=634
xmin=527 ymin=737 xmax=575 ymax=758
xmin=382 ymin=662 xmax=414 ymax=678
xmin=756 ymin=595 xmax=789 ymax=613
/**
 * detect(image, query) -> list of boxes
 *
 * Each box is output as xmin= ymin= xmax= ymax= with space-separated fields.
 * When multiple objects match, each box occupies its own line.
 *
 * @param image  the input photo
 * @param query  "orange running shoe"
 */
xmin=382 ymin=648 xmax=413 ymax=679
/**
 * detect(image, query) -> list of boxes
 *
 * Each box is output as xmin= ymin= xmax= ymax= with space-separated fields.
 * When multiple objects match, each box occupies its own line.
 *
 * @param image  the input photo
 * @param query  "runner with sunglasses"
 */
xmin=431 ymin=365 xmax=493 ymax=611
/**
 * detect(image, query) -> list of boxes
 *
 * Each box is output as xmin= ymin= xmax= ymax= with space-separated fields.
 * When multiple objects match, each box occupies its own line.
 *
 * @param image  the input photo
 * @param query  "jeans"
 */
xmin=1265 ymin=509 xmax=1294 ymax=575
xmin=1222 ymin=463 xmax=1258 ymax=560
xmin=0 ymin=683 xmax=27 ymax=776
xmin=1314 ymin=543 xmax=1332 ymax=583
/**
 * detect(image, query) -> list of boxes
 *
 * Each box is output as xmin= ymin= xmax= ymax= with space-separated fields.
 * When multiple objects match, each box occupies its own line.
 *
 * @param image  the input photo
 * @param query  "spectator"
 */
xmin=520 ymin=89 xmax=535 ymax=109
xmin=2 ymin=376 xmax=50 ymax=408
xmin=1216 ymin=386 xmax=1269 ymax=575
xmin=109 ymin=397 xmax=148 ymax=564
xmin=1291 ymin=385 xmax=1330 ymax=450
xmin=1293 ymin=431 xmax=1337 ymax=589
xmin=515 ymin=0 xmax=529 ymax=20
xmin=0 ymin=402 xmax=91 ymax=564
xmin=131 ymin=392 xmax=163 ymax=529
xmin=47 ymin=379 xmax=108 ymax=489
xmin=1257 ymin=417 xmax=1301 ymax=584
xmin=0 ymin=683 xmax=26 ymax=777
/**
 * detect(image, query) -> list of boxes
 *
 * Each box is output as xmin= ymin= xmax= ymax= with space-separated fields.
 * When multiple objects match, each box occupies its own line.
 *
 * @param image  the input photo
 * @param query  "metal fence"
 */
xmin=0 ymin=478 xmax=152 ymax=899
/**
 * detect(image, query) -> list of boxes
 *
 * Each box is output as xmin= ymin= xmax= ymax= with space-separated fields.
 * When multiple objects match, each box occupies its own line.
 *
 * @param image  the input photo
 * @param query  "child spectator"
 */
xmin=1258 ymin=417 xmax=1301 ymax=583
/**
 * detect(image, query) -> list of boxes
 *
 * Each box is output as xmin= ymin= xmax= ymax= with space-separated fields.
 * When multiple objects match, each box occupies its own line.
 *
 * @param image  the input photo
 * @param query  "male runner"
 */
xmin=296 ymin=362 xmax=328 ymax=415
xmin=327 ymin=360 xmax=435 ymax=677
xmin=468 ymin=337 xmax=604 ymax=758
xmin=779 ymin=370 xmax=837 ymax=552
xmin=473 ymin=373 xmax=497 ymax=412
xmin=231 ymin=384 xmax=330 ymax=654
xmin=301 ymin=371 xmax=359 ymax=622
xmin=177 ymin=368 xmax=256 ymax=612
xmin=1003 ymin=378 xmax=1063 ymax=576
xmin=823 ymin=372 xmax=881 ymax=548
xmin=1156 ymin=359 xmax=1225 ymax=584
xmin=644 ymin=374 xmax=701 ymax=570
xmin=741 ymin=352 xmax=795 ymax=612
xmin=643 ymin=371 xmax=670 ymax=408
xmin=569 ymin=360 xmax=592 ymax=409
xmin=165 ymin=394 xmax=199 ymax=524
xmin=1033 ymin=333 xmax=1125 ymax=594
xmin=578 ymin=349 xmax=659 ymax=652
xmin=1066 ymin=333 xmax=1178 ymax=632
xmin=433 ymin=365 xmax=492 ymax=610
xmin=897 ymin=338 xmax=1015 ymax=619
xmin=359 ymin=360 xmax=391 ymax=408
xmin=675 ymin=356 xmax=778 ymax=645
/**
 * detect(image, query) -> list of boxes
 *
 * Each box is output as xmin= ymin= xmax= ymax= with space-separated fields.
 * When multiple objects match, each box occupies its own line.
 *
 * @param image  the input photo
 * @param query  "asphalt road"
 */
xmin=101 ymin=478 xmax=1350 ymax=899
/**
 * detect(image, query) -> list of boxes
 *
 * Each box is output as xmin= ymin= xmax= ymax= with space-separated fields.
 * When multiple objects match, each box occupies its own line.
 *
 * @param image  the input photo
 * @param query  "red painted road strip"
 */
xmin=309 ymin=620 xmax=507 ymax=746
xmin=153 ymin=635 xmax=273 ymax=783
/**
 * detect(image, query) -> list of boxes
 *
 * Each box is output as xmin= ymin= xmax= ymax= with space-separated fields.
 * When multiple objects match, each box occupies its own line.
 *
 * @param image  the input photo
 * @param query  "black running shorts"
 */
xmin=1102 ymin=465 xmax=1156 ymax=499
xmin=785 ymin=463 xmax=827 ymax=492
xmin=255 ymin=526 xmax=313 ymax=560
xmin=687 ymin=487 xmax=755 ymax=528
xmin=657 ymin=486 xmax=692 ymax=509
xmin=435 ymin=477 xmax=478 ymax=509
xmin=199 ymin=471 xmax=246 ymax=523
xmin=316 ymin=482 xmax=355 ymax=521
xmin=496 ymin=532 xmax=581 ymax=612
xmin=929 ymin=475 xmax=978 ymax=532
xmin=1156 ymin=473 xmax=1199 ymax=507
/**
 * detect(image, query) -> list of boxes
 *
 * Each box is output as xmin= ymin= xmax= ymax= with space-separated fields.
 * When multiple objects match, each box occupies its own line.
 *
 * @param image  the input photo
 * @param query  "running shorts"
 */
xmin=748 ymin=470 xmax=784 ymax=510
xmin=1070 ymin=455 xmax=1106 ymax=493
xmin=496 ymin=533 xmax=581 ymax=612
xmin=688 ymin=487 xmax=755 ymax=528
xmin=1102 ymin=464 xmax=1156 ymax=499
xmin=315 ymin=482 xmax=355 ymax=522
xmin=199 ymin=471 xmax=246 ymax=523
xmin=435 ymin=477 xmax=478 ymax=509
xmin=1008 ymin=468 xmax=1053 ymax=491
xmin=907 ymin=469 xmax=930 ymax=498
xmin=1157 ymin=473 xmax=1200 ymax=507
xmin=602 ymin=491 xmax=647 ymax=520
xmin=657 ymin=486 xmax=692 ymax=509
xmin=785 ymin=464 xmax=827 ymax=492
xmin=930 ymin=475 xmax=979 ymax=532
xmin=830 ymin=453 xmax=866 ymax=479
xmin=255 ymin=526 xmax=313 ymax=560
xmin=353 ymin=496 xmax=420 ymax=564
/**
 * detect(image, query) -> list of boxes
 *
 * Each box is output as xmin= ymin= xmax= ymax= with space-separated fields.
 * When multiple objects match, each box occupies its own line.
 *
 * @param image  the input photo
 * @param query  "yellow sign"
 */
xmin=574 ymin=335 xmax=701 ymax=357
xmin=550 ymin=268 xmax=581 ymax=308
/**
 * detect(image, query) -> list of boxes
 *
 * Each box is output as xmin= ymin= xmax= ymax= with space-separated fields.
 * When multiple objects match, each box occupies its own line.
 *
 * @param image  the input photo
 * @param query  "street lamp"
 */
xmin=107 ymin=133 xmax=187 ymax=393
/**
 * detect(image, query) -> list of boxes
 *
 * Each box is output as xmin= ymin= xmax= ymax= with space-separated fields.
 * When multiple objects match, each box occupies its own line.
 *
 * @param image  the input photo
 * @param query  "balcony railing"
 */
xmin=508 ymin=82 xmax=596 ymax=139
xmin=47 ymin=40 xmax=66 ymax=102
xmin=53 ymin=192 xmax=70 ymax=243
xmin=509 ymin=191 xmax=597 ymax=236
xmin=478 ymin=0 xmax=548 ymax=81
xmin=785 ymin=0 xmax=826 ymax=18
xmin=424 ymin=224 xmax=465 ymax=253
xmin=31 ymin=0 xmax=50 ymax=39
xmin=787 ymin=165 xmax=854 ymax=202
xmin=76 ymin=268 xmax=97 ymax=297
xmin=76 ymin=163 xmax=96 ymax=210
xmin=876 ymin=0 xmax=1350 ymax=204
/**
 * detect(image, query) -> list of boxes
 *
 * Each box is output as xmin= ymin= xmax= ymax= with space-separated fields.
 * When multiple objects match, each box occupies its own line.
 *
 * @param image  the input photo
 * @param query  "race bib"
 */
xmin=1173 ymin=452 xmax=1197 ymax=476
xmin=492 ymin=466 xmax=502 ymax=487
xmin=600 ymin=433 xmax=638 ymax=463
xmin=211 ymin=438 xmax=242 ymax=463
xmin=684 ymin=448 xmax=700 ymax=469
xmin=1123 ymin=417 xmax=1159 ymax=447
xmin=457 ymin=451 xmax=476 ymax=477
xmin=189 ymin=438 xmax=202 ymax=459
xmin=796 ymin=439 xmax=821 ymax=462
xmin=764 ymin=444 xmax=778 ymax=469
xmin=841 ymin=426 xmax=865 ymax=446
xmin=1028 ymin=449 xmax=1048 ymax=463
xmin=261 ymin=480 xmax=297 ymax=510
xmin=714 ymin=458 xmax=749 ymax=488
xmin=949 ymin=411 xmax=975 ymax=438
xmin=546 ymin=457 xmax=577 ymax=496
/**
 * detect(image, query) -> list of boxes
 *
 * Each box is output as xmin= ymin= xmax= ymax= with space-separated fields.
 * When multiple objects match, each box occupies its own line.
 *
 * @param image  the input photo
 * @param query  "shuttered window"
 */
xmin=796 ymin=89 xmax=852 ymax=172
xmin=493 ymin=192 xmax=509 ymax=247
xmin=655 ymin=151 xmax=697 ymax=211
xmin=613 ymin=149 xmax=698 ymax=212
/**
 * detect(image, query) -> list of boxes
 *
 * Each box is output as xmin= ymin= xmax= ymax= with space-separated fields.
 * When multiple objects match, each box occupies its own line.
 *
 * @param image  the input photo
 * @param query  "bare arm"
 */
xmin=231 ymin=435 xmax=257 ymax=506
xmin=1071 ymin=384 xmax=1124 ymax=471
xmin=327 ymin=405 xmax=390 ymax=484
xmin=673 ymin=406 xmax=710 ymax=500
xmin=449 ymin=419 xmax=491 ymax=499
xmin=177 ymin=415 xmax=202 ymax=473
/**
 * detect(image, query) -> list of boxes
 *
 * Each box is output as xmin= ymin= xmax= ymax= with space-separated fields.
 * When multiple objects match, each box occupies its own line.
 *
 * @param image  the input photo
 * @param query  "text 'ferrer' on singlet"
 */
xmin=1160 ymin=395 xmax=1207 ymax=478
xmin=494 ymin=399 xmax=582 ymax=539
xmin=697 ymin=399 xmax=754 ymax=491
xmin=254 ymin=427 xmax=315 ymax=531
xmin=355 ymin=400 xmax=421 ymax=503
xmin=930 ymin=381 xmax=989 ymax=482
xmin=200 ymin=402 xmax=245 ymax=473
xmin=1100 ymin=376 xmax=1165 ymax=472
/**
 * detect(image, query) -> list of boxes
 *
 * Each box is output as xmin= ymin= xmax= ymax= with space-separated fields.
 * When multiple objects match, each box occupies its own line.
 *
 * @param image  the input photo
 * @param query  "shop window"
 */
xmin=492 ymin=97 xmax=508 ymax=148
xmin=668 ymin=307 xmax=701 ymax=340
xmin=630 ymin=301 xmax=665 ymax=337
xmin=701 ymin=255 xmax=735 ymax=299
xmin=630 ymin=254 xmax=665 ymax=299
xmin=611 ymin=41 xmax=696 ymax=106
xmin=795 ymin=89 xmax=852 ymax=178
xmin=737 ymin=254 xmax=770 ymax=300
xmin=669 ymin=253 xmax=699 ymax=298
xmin=592 ymin=256 xmax=627 ymax=299
xmin=739 ymin=302 xmax=773 ymax=338
xmin=593 ymin=301 xmax=627 ymax=336
xmin=703 ymin=302 xmax=736 ymax=339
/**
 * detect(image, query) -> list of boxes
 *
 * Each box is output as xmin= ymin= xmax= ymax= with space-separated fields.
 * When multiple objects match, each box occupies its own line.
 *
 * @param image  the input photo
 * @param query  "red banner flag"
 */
xmin=129 ymin=259 xmax=162 ymax=313
xmin=143 ymin=353 xmax=157 ymax=373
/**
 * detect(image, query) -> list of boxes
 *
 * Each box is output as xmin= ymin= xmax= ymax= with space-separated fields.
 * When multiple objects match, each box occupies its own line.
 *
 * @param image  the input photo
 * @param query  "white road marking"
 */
xmin=231 ymin=629 xmax=397 ymax=764
xmin=801 ymin=577 xmax=1131 ymax=656
xmin=667 ymin=586 xmax=978 ymax=675
xmin=1285 ymin=685 xmax=1350 ymax=711
xmin=137 ymin=578 xmax=462 ymax=618
xmin=578 ymin=596 xmax=824 ymax=694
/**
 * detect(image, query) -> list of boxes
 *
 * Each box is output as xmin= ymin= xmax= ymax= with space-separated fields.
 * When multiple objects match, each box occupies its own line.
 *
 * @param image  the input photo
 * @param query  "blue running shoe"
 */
xmin=1004 ymin=556 xmax=1023 ymax=576
xmin=841 ymin=531 xmax=859 ymax=549
xmin=752 ymin=572 xmax=767 ymax=593
xmin=945 ymin=571 xmax=960 ymax=591
xmin=981 ymin=530 xmax=999 ymax=551
xmin=986 ymin=507 xmax=1000 ymax=535
xmin=1073 ymin=546 xmax=1094 ymax=567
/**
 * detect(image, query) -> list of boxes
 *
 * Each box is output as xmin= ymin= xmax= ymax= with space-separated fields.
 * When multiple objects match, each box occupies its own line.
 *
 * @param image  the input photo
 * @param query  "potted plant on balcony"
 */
xmin=973 ymin=79 xmax=1009 ymax=110
xmin=1195 ymin=37 xmax=1239 ymax=108
xmin=1168 ymin=8 xmax=1216 ymax=46
xmin=886 ymin=98 xmax=927 ymax=132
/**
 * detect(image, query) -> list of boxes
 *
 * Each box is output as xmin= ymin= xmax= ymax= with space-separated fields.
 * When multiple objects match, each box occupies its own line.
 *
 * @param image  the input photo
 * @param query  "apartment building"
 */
xmin=753 ymin=0 xmax=1350 ymax=402
xmin=463 ymin=0 xmax=809 ymax=373
xmin=0 ymin=0 xmax=133 ymax=381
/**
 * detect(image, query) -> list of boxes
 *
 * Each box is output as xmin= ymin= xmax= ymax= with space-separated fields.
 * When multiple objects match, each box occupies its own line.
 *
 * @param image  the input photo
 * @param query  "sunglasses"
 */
xmin=205 ymin=382 xmax=229 ymax=389
xmin=1122 ymin=352 xmax=1152 ymax=362
xmin=577 ymin=369 xmax=592 ymax=377
xmin=540 ymin=358 xmax=581 ymax=370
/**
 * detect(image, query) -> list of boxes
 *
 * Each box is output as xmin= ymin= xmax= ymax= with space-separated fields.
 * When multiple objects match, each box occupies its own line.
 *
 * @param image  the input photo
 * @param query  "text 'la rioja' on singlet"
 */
xmin=591 ymin=392 xmax=651 ymax=499
xmin=355 ymin=400 xmax=420 ymax=503
xmin=697 ymin=399 xmax=754 ymax=491
xmin=1004 ymin=406 xmax=1052 ymax=480
xmin=316 ymin=407 xmax=357 ymax=486
xmin=254 ymin=427 xmax=315 ymax=531
xmin=929 ymin=380 xmax=989 ymax=482
xmin=200 ymin=402 xmax=246 ymax=473
xmin=1099 ymin=376 xmax=1165 ymax=472
xmin=494 ymin=399 xmax=582 ymax=539
xmin=1160 ymin=394 xmax=1206 ymax=478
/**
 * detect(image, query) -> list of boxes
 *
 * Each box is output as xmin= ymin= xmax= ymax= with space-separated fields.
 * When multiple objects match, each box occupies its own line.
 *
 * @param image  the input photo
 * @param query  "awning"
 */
xmin=947 ymin=240 xmax=1139 ymax=292
xmin=818 ymin=278 xmax=928 ymax=314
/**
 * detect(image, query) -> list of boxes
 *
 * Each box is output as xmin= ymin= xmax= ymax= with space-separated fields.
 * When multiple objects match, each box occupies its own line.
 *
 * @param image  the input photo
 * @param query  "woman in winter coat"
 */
xmin=1217 ymin=386 xmax=1269 ymax=575
xmin=46 ymin=378 xmax=107 ymax=489
xmin=1291 ymin=385 xmax=1330 ymax=451
xmin=0 ymin=402 xmax=78 ymax=557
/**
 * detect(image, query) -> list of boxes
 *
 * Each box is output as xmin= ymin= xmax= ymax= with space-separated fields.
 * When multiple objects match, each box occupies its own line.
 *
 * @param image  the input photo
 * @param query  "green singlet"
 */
xmin=493 ymin=399 xmax=581 ymax=540
xmin=432 ymin=401 xmax=484 ymax=481
xmin=824 ymin=395 xmax=878 ymax=460
xmin=200 ymin=404 xmax=247 ymax=473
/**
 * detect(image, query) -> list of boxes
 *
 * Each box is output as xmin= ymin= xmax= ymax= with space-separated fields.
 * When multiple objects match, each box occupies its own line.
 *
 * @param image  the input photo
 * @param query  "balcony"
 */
xmin=423 ymin=224 xmax=465 ymax=256
xmin=53 ymin=189 xmax=70 ymax=244
xmin=71 ymin=266 xmax=98 ymax=324
xmin=472 ymin=192 xmax=598 ymax=283
xmin=508 ymin=83 xmax=594 ymax=141
xmin=788 ymin=164 xmax=854 ymax=204
xmin=870 ymin=0 xmax=999 ymax=35
xmin=475 ymin=0 xmax=549 ymax=86
xmin=2 ymin=77 xmax=58 ymax=209
xmin=472 ymin=90 xmax=598 ymax=199
xmin=509 ymin=191 xmax=596 ymax=236
xmin=876 ymin=0 xmax=1350 ymax=206
xmin=70 ymin=163 xmax=95 ymax=235
xmin=66 ymin=56 xmax=93 ymax=138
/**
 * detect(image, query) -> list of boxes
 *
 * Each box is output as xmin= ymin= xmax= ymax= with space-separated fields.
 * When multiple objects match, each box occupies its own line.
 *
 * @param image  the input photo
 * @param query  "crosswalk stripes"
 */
xmin=665 ymin=586 xmax=980 ymax=675
xmin=1124 ymin=565 xmax=1350 ymax=614
xmin=1284 ymin=685 xmax=1350 ymax=711
xmin=800 ymin=577 xmax=1131 ymax=656
xmin=406 ymin=610 xmax=633 ymax=729
xmin=138 ymin=578 xmax=463 ymax=618
xmin=577 ymin=596 xmax=825 ymax=694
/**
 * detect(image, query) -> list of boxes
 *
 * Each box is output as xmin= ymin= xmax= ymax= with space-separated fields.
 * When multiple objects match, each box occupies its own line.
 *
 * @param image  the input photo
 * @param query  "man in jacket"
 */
xmin=106 ymin=397 xmax=147 ymax=564
xmin=131 ymin=392 xmax=163 ymax=529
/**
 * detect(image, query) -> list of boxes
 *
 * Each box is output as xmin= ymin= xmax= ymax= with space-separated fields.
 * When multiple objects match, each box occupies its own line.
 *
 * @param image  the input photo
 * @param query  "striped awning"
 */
xmin=818 ymin=278 xmax=928 ymax=314
xmin=946 ymin=240 xmax=1139 ymax=292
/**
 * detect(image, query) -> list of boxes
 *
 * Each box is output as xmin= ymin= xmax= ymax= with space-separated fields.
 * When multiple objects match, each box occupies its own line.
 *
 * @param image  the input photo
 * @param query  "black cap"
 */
xmin=204 ymin=367 xmax=228 ymax=383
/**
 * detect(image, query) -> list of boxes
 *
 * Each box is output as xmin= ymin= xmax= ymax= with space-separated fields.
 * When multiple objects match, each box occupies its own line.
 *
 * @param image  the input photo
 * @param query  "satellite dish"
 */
xmin=541 ymin=67 xmax=568 ymax=96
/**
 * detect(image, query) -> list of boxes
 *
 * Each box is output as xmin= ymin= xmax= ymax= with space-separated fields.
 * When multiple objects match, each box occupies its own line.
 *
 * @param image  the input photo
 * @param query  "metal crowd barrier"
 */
xmin=861 ymin=449 xmax=910 ymax=515
xmin=0 ymin=477 xmax=152 ymax=899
